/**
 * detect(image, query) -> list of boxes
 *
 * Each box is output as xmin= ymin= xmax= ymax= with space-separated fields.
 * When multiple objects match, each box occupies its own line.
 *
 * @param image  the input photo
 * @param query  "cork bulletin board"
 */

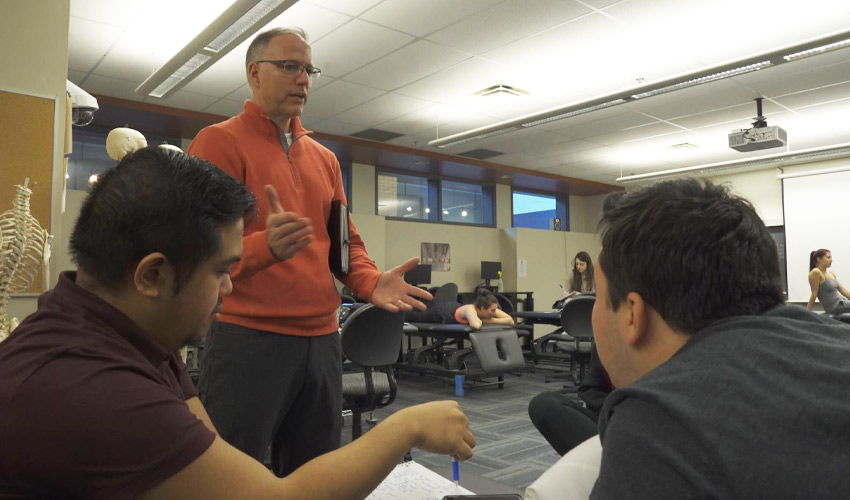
xmin=0 ymin=89 xmax=55 ymax=293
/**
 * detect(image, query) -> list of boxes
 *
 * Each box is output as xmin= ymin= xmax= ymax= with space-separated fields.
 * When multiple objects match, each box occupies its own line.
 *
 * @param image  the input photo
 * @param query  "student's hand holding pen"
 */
xmin=390 ymin=401 xmax=475 ymax=461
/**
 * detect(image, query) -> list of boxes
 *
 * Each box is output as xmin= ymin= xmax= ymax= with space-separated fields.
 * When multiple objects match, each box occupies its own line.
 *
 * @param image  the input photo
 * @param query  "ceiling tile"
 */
xmin=774 ymin=81 xmax=850 ymax=111
xmin=605 ymin=0 xmax=850 ymax=67
xmin=226 ymin=84 xmax=252 ymax=102
xmin=377 ymin=106 xmax=493 ymax=136
xmin=427 ymin=0 xmax=592 ymax=55
xmin=70 ymin=0 xmax=142 ymax=27
xmin=549 ymin=111 xmax=659 ymax=141
xmin=303 ymin=0 xmax=383 ymax=17
xmin=264 ymin=2 xmax=351 ymax=42
xmin=310 ymin=19 xmax=414 ymax=78
xmin=623 ymin=80 xmax=756 ymax=121
xmin=529 ymin=137 xmax=600 ymax=163
xmin=299 ymin=79 xmax=385 ymax=122
xmin=361 ymin=0 xmax=502 ymax=37
xmin=731 ymin=57 xmax=850 ymax=99
xmin=310 ymin=119 xmax=368 ymax=136
xmin=79 ymin=73 xmax=143 ymax=100
xmin=384 ymin=133 xmax=436 ymax=150
xmin=202 ymin=99 xmax=244 ymax=117
xmin=395 ymin=57 xmax=509 ymax=102
xmin=67 ymin=70 xmax=87 ymax=85
xmin=667 ymin=103 xmax=755 ymax=130
xmin=68 ymin=17 xmax=122 ymax=73
xmin=335 ymin=92 xmax=433 ymax=126
xmin=156 ymin=90 xmax=219 ymax=112
xmin=346 ymin=40 xmax=472 ymax=91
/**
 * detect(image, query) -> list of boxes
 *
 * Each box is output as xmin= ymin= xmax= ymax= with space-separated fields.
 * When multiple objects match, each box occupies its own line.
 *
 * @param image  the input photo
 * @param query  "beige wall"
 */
xmin=3 ymin=0 xmax=70 ymax=324
xmin=351 ymin=162 xmax=376 ymax=216
xmin=384 ymin=220 xmax=503 ymax=291
xmin=705 ymin=157 xmax=850 ymax=226
xmin=350 ymin=212 xmax=386 ymax=271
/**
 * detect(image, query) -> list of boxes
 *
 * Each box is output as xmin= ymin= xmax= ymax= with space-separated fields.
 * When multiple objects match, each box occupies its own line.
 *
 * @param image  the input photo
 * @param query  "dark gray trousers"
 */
xmin=528 ymin=391 xmax=599 ymax=456
xmin=198 ymin=322 xmax=342 ymax=477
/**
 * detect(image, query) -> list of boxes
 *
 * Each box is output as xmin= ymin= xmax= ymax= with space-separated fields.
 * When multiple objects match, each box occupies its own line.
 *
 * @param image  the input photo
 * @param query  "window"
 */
xmin=376 ymin=171 xmax=494 ymax=226
xmin=66 ymin=129 xmax=181 ymax=191
xmin=512 ymin=190 xmax=568 ymax=231
xmin=377 ymin=173 xmax=437 ymax=221
xmin=441 ymin=180 xmax=494 ymax=226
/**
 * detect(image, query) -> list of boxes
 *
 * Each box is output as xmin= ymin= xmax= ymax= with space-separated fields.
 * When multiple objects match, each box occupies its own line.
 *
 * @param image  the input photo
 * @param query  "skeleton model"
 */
xmin=0 ymin=179 xmax=53 ymax=342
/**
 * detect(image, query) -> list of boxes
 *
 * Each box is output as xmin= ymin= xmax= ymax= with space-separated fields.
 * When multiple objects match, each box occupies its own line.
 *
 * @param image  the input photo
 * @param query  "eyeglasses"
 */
xmin=255 ymin=59 xmax=321 ymax=79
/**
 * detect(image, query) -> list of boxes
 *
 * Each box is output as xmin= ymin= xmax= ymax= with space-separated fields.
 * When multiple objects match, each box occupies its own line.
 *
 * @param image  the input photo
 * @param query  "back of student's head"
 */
xmin=475 ymin=289 xmax=498 ymax=309
xmin=70 ymin=147 xmax=256 ymax=293
xmin=809 ymin=249 xmax=830 ymax=270
xmin=598 ymin=178 xmax=783 ymax=335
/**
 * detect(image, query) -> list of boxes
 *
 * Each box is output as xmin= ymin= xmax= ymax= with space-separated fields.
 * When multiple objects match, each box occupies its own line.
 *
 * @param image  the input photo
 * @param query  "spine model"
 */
xmin=0 ymin=179 xmax=52 ymax=342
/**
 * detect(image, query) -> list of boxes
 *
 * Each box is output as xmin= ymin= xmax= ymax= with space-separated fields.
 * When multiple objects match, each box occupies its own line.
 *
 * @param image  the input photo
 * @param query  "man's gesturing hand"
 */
xmin=264 ymin=185 xmax=313 ymax=262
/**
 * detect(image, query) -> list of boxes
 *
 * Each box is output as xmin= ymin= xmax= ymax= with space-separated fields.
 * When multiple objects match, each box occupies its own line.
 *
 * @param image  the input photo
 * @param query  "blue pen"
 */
xmin=451 ymin=458 xmax=460 ymax=488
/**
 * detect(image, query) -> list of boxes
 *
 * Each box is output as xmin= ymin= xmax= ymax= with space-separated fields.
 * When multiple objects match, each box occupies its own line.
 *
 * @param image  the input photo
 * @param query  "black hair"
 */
xmin=70 ymin=147 xmax=256 ymax=293
xmin=810 ymin=249 xmax=830 ymax=270
xmin=598 ymin=178 xmax=783 ymax=335
xmin=568 ymin=251 xmax=594 ymax=293
xmin=474 ymin=289 xmax=498 ymax=309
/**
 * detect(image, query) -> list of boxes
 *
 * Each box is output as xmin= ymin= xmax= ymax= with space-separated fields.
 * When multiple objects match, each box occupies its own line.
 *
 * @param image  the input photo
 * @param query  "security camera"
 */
xmin=66 ymin=80 xmax=98 ymax=127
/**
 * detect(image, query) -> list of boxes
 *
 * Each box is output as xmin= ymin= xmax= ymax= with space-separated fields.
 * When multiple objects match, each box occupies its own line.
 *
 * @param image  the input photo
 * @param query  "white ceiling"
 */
xmin=67 ymin=0 xmax=850 ymax=186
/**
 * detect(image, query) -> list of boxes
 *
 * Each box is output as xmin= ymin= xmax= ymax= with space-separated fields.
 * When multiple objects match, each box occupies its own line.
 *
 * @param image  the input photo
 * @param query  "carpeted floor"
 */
xmin=341 ymin=365 xmax=580 ymax=491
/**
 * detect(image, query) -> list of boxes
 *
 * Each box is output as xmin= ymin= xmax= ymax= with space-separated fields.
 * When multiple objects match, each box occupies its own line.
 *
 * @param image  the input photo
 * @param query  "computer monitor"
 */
xmin=404 ymin=264 xmax=432 ymax=286
xmin=480 ymin=261 xmax=502 ymax=280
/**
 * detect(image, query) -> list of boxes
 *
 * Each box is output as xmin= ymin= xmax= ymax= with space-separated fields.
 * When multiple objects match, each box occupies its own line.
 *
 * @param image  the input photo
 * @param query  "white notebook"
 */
xmin=366 ymin=461 xmax=474 ymax=500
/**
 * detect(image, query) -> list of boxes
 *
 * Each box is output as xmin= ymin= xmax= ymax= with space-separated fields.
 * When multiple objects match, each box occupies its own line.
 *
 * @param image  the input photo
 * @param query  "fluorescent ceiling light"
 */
xmin=783 ymin=38 xmax=850 ymax=62
xmin=427 ymin=27 xmax=850 ymax=149
xmin=136 ymin=0 xmax=297 ymax=99
xmin=433 ymin=126 xmax=521 ymax=149
xmin=520 ymin=99 xmax=627 ymax=127
xmin=615 ymin=142 xmax=850 ymax=184
xmin=629 ymin=61 xmax=772 ymax=100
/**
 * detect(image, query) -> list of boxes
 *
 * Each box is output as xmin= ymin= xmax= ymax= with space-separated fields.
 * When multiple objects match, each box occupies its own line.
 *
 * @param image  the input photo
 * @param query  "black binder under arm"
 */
xmin=328 ymin=200 xmax=350 ymax=275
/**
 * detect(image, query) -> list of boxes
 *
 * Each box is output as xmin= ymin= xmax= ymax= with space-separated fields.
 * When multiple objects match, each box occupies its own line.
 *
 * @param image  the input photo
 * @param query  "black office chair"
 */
xmin=432 ymin=282 xmax=459 ymax=307
xmin=537 ymin=294 xmax=595 ymax=384
xmin=341 ymin=304 xmax=405 ymax=440
xmin=556 ymin=295 xmax=595 ymax=384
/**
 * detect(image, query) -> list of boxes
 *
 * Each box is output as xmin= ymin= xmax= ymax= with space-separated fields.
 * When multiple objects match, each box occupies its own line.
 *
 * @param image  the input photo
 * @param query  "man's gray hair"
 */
xmin=245 ymin=27 xmax=308 ymax=72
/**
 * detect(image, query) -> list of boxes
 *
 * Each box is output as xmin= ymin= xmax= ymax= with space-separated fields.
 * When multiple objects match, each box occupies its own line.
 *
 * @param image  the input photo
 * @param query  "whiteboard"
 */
xmin=782 ymin=169 xmax=850 ymax=303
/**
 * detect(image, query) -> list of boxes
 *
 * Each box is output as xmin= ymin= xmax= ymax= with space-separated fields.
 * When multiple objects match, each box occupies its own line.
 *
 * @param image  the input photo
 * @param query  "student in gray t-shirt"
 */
xmin=589 ymin=178 xmax=850 ymax=499
xmin=807 ymin=248 xmax=850 ymax=314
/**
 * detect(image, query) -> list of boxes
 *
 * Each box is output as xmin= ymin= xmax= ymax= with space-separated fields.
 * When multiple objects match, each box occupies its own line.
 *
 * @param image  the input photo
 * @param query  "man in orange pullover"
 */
xmin=188 ymin=27 xmax=431 ymax=477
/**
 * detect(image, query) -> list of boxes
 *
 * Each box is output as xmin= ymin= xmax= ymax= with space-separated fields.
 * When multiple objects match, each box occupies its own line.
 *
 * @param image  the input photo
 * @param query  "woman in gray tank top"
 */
xmin=807 ymin=249 xmax=850 ymax=314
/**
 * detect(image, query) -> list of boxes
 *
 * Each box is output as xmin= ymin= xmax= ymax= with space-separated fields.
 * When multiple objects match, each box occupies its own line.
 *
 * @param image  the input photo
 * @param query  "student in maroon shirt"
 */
xmin=0 ymin=147 xmax=474 ymax=499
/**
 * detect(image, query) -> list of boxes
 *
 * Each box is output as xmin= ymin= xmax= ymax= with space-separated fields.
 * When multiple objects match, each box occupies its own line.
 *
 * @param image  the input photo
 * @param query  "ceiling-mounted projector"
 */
xmin=729 ymin=97 xmax=787 ymax=152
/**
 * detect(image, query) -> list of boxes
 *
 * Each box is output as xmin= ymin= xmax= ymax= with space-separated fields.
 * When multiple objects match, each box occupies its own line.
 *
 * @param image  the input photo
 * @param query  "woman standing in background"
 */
xmin=807 ymin=249 xmax=850 ymax=314
xmin=563 ymin=251 xmax=595 ymax=299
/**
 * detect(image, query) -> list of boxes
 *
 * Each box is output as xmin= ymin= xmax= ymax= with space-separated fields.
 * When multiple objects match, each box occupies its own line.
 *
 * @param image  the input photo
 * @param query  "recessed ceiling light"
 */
xmin=442 ymin=209 xmax=449 ymax=215
xmin=406 ymin=206 xmax=412 ymax=211
xmin=425 ymin=208 xmax=430 ymax=213
xmin=88 ymin=174 xmax=99 ymax=184
xmin=461 ymin=210 xmax=468 ymax=217
xmin=473 ymin=84 xmax=529 ymax=98
xmin=667 ymin=143 xmax=700 ymax=150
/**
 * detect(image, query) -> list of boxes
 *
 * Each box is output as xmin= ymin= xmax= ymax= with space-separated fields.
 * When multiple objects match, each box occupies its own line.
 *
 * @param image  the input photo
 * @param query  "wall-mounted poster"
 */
xmin=421 ymin=242 xmax=450 ymax=272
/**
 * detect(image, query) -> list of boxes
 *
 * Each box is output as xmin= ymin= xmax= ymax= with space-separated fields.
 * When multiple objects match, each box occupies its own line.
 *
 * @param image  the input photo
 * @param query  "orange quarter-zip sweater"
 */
xmin=188 ymin=100 xmax=381 ymax=336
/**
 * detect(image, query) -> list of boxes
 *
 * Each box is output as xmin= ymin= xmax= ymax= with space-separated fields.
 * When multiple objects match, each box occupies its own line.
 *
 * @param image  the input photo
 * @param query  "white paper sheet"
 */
xmin=366 ymin=461 xmax=474 ymax=500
